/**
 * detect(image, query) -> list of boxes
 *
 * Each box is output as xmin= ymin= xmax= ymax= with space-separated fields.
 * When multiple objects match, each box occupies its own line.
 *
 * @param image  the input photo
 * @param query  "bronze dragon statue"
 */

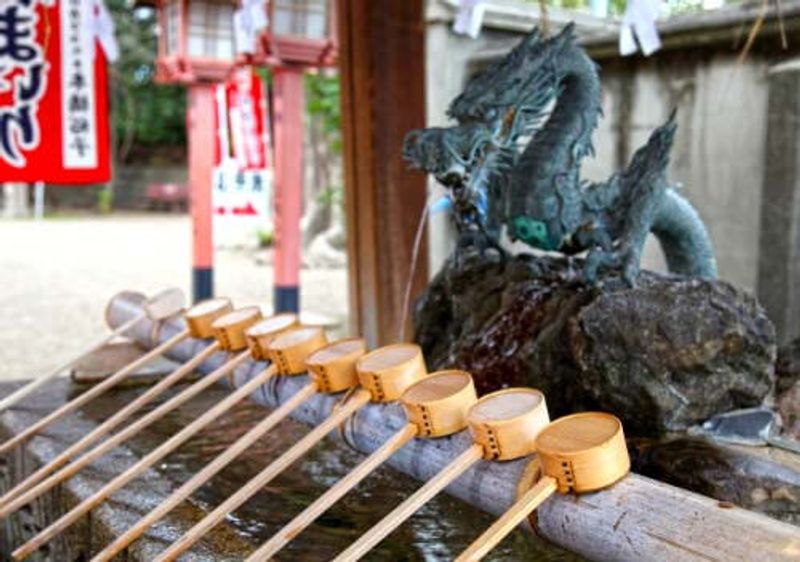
xmin=403 ymin=24 xmax=717 ymax=286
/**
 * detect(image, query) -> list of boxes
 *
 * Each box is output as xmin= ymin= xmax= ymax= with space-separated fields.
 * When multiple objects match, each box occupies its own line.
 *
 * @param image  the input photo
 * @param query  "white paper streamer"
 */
xmin=453 ymin=0 xmax=487 ymax=39
xmin=91 ymin=0 xmax=119 ymax=62
xmin=235 ymin=0 xmax=268 ymax=55
xmin=620 ymin=0 xmax=662 ymax=56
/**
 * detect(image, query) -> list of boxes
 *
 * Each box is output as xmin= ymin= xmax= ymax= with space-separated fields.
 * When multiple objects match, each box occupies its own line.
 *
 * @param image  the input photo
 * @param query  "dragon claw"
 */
xmin=453 ymin=229 xmax=507 ymax=270
xmin=582 ymin=245 xmax=641 ymax=287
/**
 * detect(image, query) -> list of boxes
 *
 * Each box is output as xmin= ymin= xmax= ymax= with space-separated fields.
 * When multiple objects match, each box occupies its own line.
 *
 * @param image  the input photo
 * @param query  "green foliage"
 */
xmin=316 ymin=184 xmax=343 ymax=207
xmin=96 ymin=185 xmax=114 ymax=214
xmin=305 ymin=72 xmax=342 ymax=154
xmin=106 ymin=0 xmax=187 ymax=157
xmin=257 ymin=229 xmax=275 ymax=248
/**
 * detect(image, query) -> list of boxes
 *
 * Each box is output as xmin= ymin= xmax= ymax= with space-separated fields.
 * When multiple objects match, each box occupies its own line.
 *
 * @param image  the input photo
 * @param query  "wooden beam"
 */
xmin=338 ymin=0 xmax=428 ymax=347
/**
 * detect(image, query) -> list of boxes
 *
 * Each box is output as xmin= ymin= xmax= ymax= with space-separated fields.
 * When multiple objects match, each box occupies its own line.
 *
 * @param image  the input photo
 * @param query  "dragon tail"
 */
xmin=624 ymin=111 xmax=677 ymax=184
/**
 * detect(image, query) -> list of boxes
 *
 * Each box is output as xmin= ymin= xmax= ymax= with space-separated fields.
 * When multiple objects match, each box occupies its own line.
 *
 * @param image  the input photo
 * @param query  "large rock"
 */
xmin=414 ymin=255 xmax=776 ymax=436
xmin=776 ymin=338 xmax=800 ymax=438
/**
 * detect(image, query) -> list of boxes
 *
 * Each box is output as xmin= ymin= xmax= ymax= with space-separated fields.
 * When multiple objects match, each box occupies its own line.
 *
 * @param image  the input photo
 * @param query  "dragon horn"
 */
xmin=551 ymin=22 xmax=577 ymax=49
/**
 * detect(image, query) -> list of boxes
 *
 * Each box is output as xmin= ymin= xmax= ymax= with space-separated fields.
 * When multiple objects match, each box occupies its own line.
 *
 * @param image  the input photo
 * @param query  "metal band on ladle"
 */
xmin=91 ymin=325 xmax=331 ymax=562
xmin=0 ymin=288 xmax=188 ymax=456
xmin=155 ymin=342 xmax=428 ymax=562
xmin=333 ymin=387 xmax=551 ymax=561
xmin=9 ymin=305 xmax=273 ymax=560
xmin=247 ymin=369 xmax=478 ymax=562
xmin=0 ymin=296 xmax=232 ymax=510
xmin=456 ymin=412 xmax=630 ymax=562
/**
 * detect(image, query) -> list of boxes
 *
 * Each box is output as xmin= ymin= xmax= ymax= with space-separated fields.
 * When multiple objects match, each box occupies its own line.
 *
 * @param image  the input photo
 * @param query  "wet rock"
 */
xmin=629 ymin=437 xmax=800 ymax=525
xmin=776 ymin=338 xmax=800 ymax=438
xmin=414 ymin=254 xmax=776 ymax=436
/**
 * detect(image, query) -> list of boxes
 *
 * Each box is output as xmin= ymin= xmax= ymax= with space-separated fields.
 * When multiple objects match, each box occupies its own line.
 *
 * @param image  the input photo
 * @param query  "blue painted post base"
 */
xmin=193 ymin=268 xmax=213 ymax=303
xmin=274 ymin=285 xmax=299 ymax=313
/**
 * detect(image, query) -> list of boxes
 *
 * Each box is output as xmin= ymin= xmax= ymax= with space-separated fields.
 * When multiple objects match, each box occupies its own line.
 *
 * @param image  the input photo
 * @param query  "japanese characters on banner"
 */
xmin=0 ymin=0 xmax=114 ymax=183
xmin=212 ymin=68 xmax=273 ymax=247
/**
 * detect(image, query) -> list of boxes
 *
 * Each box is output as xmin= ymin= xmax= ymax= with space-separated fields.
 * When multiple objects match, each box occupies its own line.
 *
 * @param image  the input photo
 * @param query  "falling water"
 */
xmin=398 ymin=197 xmax=433 ymax=342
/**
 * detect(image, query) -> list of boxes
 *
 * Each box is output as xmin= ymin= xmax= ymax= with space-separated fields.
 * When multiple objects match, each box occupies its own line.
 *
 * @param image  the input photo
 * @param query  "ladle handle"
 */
xmin=0 ymin=348 xmax=250 ymax=522
xmin=247 ymin=423 xmax=419 ymax=562
xmin=333 ymin=443 xmax=484 ymax=561
xmin=0 ymin=313 xmax=146 ymax=413
xmin=92 ymin=379 xmax=319 ymax=562
xmin=455 ymin=475 xmax=558 ymax=562
xmin=0 ymin=327 xmax=189 ymax=456
xmin=154 ymin=387 xmax=373 ymax=562
xmin=12 ymin=351 xmax=267 ymax=562
xmin=0 ymin=341 xmax=222 ymax=510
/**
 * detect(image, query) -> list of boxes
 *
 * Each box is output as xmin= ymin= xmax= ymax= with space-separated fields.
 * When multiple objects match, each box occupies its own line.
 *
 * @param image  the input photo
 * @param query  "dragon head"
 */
xmin=403 ymin=123 xmax=493 ymax=191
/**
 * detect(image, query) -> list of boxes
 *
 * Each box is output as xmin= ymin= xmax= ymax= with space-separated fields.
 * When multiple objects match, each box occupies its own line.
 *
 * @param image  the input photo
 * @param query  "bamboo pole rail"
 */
xmin=83 ymin=293 xmax=800 ymax=562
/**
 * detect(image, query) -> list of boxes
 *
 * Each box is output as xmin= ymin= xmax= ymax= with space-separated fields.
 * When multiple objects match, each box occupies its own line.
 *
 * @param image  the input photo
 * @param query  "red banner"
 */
xmin=0 ymin=0 xmax=111 ymax=184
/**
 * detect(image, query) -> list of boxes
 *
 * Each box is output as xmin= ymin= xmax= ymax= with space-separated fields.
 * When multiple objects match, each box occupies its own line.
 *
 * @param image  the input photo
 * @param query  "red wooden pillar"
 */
xmin=271 ymin=67 xmax=305 ymax=312
xmin=187 ymin=84 xmax=216 ymax=301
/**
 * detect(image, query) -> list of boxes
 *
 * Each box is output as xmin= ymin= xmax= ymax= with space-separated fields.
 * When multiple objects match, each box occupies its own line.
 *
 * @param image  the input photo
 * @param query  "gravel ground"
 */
xmin=0 ymin=213 xmax=349 ymax=381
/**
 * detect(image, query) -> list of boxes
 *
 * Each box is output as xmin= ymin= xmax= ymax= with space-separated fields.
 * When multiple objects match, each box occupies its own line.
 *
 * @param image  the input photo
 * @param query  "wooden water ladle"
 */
xmin=0 ymin=296 xmax=233 ymax=509
xmin=456 ymin=412 xmax=630 ymax=561
xmin=90 ymin=325 xmax=331 ymax=561
xmin=247 ymin=369 xmax=479 ymax=562
xmin=9 ymin=306 xmax=282 ymax=560
xmin=333 ymin=387 xmax=551 ymax=561
xmin=0 ymin=288 xmax=184 ymax=414
xmin=155 ymin=342 xmax=429 ymax=562
xmin=0 ymin=288 xmax=187 ymax=455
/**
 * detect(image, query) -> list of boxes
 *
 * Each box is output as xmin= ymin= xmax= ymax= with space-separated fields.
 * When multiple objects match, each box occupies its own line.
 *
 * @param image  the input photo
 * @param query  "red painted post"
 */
xmin=271 ymin=67 xmax=304 ymax=312
xmin=187 ymin=84 xmax=216 ymax=301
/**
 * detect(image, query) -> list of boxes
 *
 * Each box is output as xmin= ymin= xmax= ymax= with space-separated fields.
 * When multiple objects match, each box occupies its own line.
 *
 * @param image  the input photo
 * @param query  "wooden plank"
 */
xmin=338 ymin=0 xmax=428 ymax=347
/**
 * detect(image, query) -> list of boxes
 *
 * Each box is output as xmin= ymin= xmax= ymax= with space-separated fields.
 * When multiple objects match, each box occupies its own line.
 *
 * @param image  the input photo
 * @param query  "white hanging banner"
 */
xmin=61 ymin=0 xmax=99 ymax=169
xmin=453 ymin=0 xmax=487 ymax=39
xmin=234 ymin=0 xmax=268 ymax=55
xmin=91 ymin=0 xmax=119 ymax=62
xmin=620 ymin=0 xmax=662 ymax=56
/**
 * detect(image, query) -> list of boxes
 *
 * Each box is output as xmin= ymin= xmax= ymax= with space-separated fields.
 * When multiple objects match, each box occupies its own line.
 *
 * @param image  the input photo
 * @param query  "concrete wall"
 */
xmin=592 ymin=52 xmax=769 ymax=290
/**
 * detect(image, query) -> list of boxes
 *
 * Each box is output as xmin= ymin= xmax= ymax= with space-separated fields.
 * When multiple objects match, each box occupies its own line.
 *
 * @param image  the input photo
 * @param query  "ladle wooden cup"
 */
xmin=334 ymin=387 xmax=550 ymax=561
xmin=91 ymin=326 xmax=332 ymax=562
xmin=247 ymin=369 xmax=478 ymax=562
xmin=0 ymin=288 xmax=190 ymax=456
xmin=245 ymin=313 xmax=300 ymax=361
xmin=0 ymin=288 xmax=184 ymax=414
xmin=10 ymin=306 xmax=282 ymax=560
xmin=456 ymin=412 xmax=630 ymax=562
xmin=0 ymin=296 xmax=232 ymax=509
xmin=155 ymin=342 xmax=428 ymax=562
